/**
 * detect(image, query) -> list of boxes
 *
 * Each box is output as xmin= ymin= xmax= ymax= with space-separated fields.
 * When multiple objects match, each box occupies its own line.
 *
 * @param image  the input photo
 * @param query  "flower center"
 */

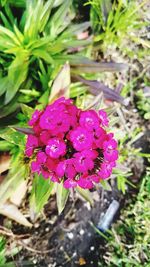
xmin=51 ymin=144 xmax=58 ymax=152
xmin=77 ymin=134 xmax=85 ymax=143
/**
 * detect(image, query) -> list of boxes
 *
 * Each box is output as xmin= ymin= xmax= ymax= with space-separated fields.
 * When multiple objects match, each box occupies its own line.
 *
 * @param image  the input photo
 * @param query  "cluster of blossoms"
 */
xmin=25 ymin=97 xmax=118 ymax=189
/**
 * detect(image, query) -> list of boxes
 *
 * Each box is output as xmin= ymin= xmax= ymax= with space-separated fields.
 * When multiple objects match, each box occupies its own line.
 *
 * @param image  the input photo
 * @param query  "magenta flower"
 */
xmin=25 ymin=135 xmax=38 ymax=157
xmin=77 ymin=174 xmax=94 ymax=189
xmin=70 ymin=127 xmax=93 ymax=151
xmin=36 ymin=151 xmax=47 ymax=163
xmin=98 ymin=161 xmax=115 ymax=179
xmin=74 ymin=151 xmax=94 ymax=172
xmin=31 ymin=161 xmax=41 ymax=174
xmin=28 ymin=110 xmax=41 ymax=126
xmin=79 ymin=110 xmax=100 ymax=131
xmin=26 ymin=97 xmax=118 ymax=189
xmin=39 ymin=111 xmax=55 ymax=130
xmin=64 ymin=178 xmax=77 ymax=189
xmin=103 ymin=139 xmax=118 ymax=162
xmin=46 ymin=138 xmax=66 ymax=158
xmin=98 ymin=109 xmax=109 ymax=127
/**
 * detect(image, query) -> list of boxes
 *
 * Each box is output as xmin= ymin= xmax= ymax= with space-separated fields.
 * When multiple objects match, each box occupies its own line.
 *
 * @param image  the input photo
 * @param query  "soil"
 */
xmin=13 ymin=185 xmax=122 ymax=267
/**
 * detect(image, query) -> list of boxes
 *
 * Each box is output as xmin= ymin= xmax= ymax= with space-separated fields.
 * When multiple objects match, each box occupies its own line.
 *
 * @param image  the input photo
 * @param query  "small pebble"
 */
xmin=67 ymin=232 xmax=74 ymax=239
xmin=33 ymin=259 xmax=37 ymax=264
xmin=79 ymin=229 xmax=85 ymax=235
xmin=88 ymin=232 xmax=92 ymax=237
xmin=34 ymin=223 xmax=39 ymax=228
xmin=84 ymin=202 xmax=91 ymax=210
xmin=45 ymin=227 xmax=50 ymax=232
xmin=90 ymin=246 xmax=95 ymax=251
xmin=72 ymin=252 xmax=77 ymax=257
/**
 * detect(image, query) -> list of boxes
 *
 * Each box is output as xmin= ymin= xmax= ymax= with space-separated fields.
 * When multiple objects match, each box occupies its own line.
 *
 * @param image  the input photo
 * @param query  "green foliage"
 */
xmin=99 ymin=168 xmax=150 ymax=266
xmin=0 ymin=0 xmax=90 ymax=118
xmin=0 ymin=236 xmax=16 ymax=267
xmin=0 ymin=236 xmax=6 ymax=265
xmin=87 ymin=0 xmax=146 ymax=52
xmin=136 ymin=89 xmax=150 ymax=120
xmin=56 ymin=183 xmax=69 ymax=214
xmin=30 ymin=174 xmax=55 ymax=215
xmin=0 ymin=127 xmax=29 ymax=204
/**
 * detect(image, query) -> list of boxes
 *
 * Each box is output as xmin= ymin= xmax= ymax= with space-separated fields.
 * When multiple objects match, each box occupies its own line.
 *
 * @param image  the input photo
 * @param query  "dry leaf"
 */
xmin=0 ymin=154 xmax=11 ymax=174
xmin=10 ymin=180 xmax=28 ymax=207
xmin=49 ymin=62 xmax=70 ymax=103
xmin=0 ymin=201 xmax=32 ymax=227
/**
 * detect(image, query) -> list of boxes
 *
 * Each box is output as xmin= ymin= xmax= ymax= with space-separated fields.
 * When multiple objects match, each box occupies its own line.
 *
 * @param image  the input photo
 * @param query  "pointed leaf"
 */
xmin=0 ymin=154 xmax=11 ymax=174
xmin=0 ymin=201 xmax=32 ymax=227
xmin=5 ymin=51 xmax=29 ymax=104
xmin=49 ymin=62 xmax=70 ymax=103
xmin=76 ymin=187 xmax=94 ymax=206
xmin=21 ymin=103 xmax=34 ymax=118
xmin=0 ymin=165 xmax=28 ymax=204
xmin=30 ymin=174 xmax=54 ymax=218
xmin=56 ymin=183 xmax=69 ymax=214
xmin=0 ymin=128 xmax=25 ymax=146
xmin=73 ymin=75 xmax=126 ymax=105
xmin=10 ymin=180 xmax=27 ymax=206
xmin=12 ymin=127 xmax=34 ymax=135
xmin=100 ymin=180 xmax=112 ymax=191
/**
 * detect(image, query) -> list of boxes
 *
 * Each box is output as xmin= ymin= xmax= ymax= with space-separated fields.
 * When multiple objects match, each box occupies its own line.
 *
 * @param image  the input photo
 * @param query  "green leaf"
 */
xmin=5 ymin=51 xmax=29 ymax=104
xmin=0 ymin=77 xmax=8 ymax=97
xmin=0 ymin=25 xmax=20 ymax=46
xmin=76 ymin=187 xmax=94 ymax=206
xmin=49 ymin=0 xmax=73 ymax=38
xmin=0 ymin=97 xmax=20 ymax=119
xmin=30 ymin=174 xmax=54 ymax=215
xmin=100 ymin=180 xmax=112 ymax=191
xmin=56 ymin=182 xmax=69 ymax=214
xmin=39 ymin=0 xmax=55 ymax=32
xmin=21 ymin=104 xmax=34 ymax=118
xmin=117 ymin=175 xmax=126 ymax=194
xmin=0 ymin=140 xmax=14 ymax=151
xmin=0 ymin=128 xmax=25 ymax=147
xmin=32 ymin=49 xmax=54 ymax=64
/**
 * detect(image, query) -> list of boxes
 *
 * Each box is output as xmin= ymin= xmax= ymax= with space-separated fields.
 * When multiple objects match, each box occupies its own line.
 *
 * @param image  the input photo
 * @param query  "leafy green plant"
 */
xmin=98 ymin=167 xmax=150 ymax=266
xmin=87 ymin=0 xmax=147 ymax=53
xmin=0 ymin=236 xmax=16 ymax=267
xmin=136 ymin=88 xmax=150 ymax=120
xmin=0 ymin=0 xmax=90 ymax=119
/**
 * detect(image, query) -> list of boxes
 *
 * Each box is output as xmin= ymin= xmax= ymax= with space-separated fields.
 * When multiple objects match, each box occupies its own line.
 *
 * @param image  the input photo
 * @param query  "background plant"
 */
xmin=97 ymin=167 xmax=150 ymax=266
xmin=0 ymin=0 xmax=90 ymax=120
xmin=86 ymin=0 xmax=149 ymax=55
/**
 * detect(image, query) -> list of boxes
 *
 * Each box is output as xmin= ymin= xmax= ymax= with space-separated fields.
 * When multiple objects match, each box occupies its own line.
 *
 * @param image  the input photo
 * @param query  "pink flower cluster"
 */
xmin=25 ymin=97 xmax=118 ymax=189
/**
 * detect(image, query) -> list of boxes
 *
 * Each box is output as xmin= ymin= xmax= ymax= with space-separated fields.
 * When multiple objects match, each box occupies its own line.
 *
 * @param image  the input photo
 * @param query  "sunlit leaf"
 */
xmin=100 ymin=180 xmax=112 ymax=191
xmin=0 ymin=128 xmax=25 ymax=147
xmin=56 ymin=182 xmax=69 ymax=214
xmin=76 ymin=187 xmax=94 ymax=206
xmin=10 ymin=180 xmax=27 ymax=206
xmin=49 ymin=62 xmax=70 ymax=103
xmin=0 ymin=201 xmax=32 ymax=227
xmin=30 ymin=174 xmax=54 ymax=218
xmin=0 ymin=165 xmax=28 ymax=204
xmin=5 ymin=51 xmax=29 ymax=104
xmin=21 ymin=103 xmax=34 ymax=118
xmin=0 ymin=154 xmax=11 ymax=174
